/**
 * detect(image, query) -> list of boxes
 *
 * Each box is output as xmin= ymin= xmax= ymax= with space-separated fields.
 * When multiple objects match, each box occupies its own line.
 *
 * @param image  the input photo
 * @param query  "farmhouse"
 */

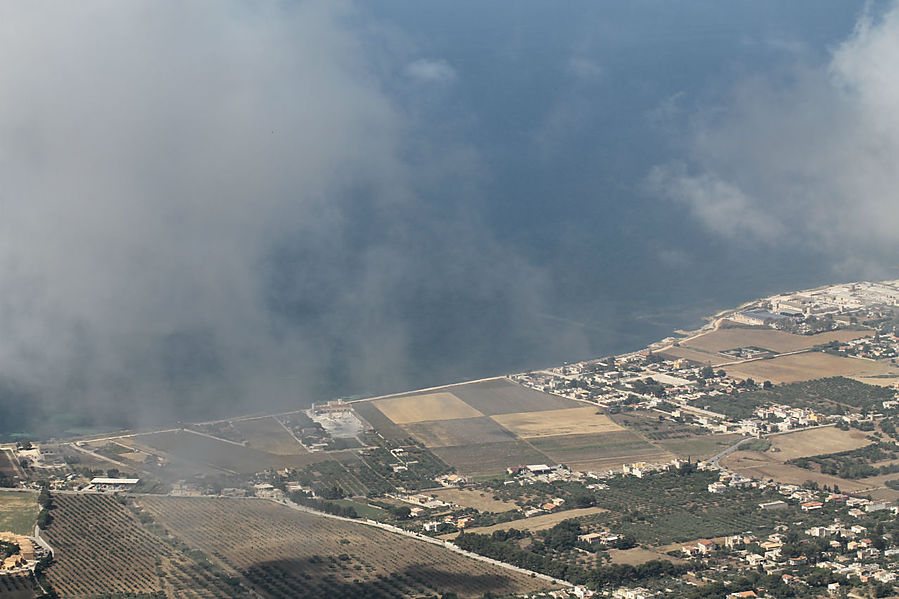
xmin=526 ymin=464 xmax=553 ymax=475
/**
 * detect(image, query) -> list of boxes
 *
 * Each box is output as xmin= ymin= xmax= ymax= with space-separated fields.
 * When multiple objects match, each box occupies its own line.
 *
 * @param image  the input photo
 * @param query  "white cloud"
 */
xmin=649 ymin=1 xmax=899 ymax=259
xmin=404 ymin=58 xmax=457 ymax=83
xmin=0 ymin=1 xmax=563 ymax=429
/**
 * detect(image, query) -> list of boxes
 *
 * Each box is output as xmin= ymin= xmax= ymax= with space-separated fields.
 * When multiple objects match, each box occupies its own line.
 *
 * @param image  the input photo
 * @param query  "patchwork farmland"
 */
xmin=139 ymin=496 xmax=550 ymax=598
xmin=356 ymin=379 xmax=675 ymax=476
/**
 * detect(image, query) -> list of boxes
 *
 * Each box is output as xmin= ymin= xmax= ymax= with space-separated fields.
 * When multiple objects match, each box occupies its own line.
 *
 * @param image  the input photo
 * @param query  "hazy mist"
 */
xmin=0 ymin=0 xmax=893 ymax=437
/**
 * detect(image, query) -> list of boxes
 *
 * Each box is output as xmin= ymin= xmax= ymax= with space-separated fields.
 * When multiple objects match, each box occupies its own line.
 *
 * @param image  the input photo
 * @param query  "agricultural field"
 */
xmin=0 ymin=491 xmax=38 ymax=535
xmin=359 ymin=380 xmax=673 ymax=477
xmin=139 ymin=496 xmax=550 ymax=598
xmin=0 ymin=573 xmax=37 ymax=599
xmin=607 ymin=547 xmax=683 ymax=566
xmin=403 ymin=417 xmax=515 ymax=447
xmin=531 ymin=431 xmax=669 ymax=470
xmin=769 ymin=427 xmax=870 ymax=460
xmin=42 ymin=493 xmax=245 ymax=598
xmin=0 ymin=449 xmax=20 ymax=480
xmin=450 ymin=379 xmax=582 ymax=415
xmin=719 ymin=451 xmax=872 ymax=493
xmin=231 ymin=416 xmax=305 ymax=455
xmin=351 ymin=402 xmax=408 ymax=440
xmin=724 ymin=351 xmax=896 ymax=384
xmin=718 ymin=427 xmax=880 ymax=493
xmin=649 ymin=434 xmax=742 ymax=461
xmin=429 ymin=488 xmax=518 ymax=512
xmin=659 ymin=346 xmax=731 ymax=366
xmin=692 ymin=376 xmax=896 ymax=419
xmin=491 ymin=407 xmax=623 ymax=438
xmin=123 ymin=429 xmax=338 ymax=475
xmin=373 ymin=392 xmax=484 ymax=424
xmin=682 ymin=328 xmax=871 ymax=354
xmin=433 ymin=441 xmax=550 ymax=477
xmin=585 ymin=470 xmax=826 ymax=546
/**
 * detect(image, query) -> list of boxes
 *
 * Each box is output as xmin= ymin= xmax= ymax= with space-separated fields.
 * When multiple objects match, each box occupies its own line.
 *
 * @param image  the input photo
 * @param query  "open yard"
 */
xmin=139 ymin=496 xmax=549 ymax=598
xmin=684 ymin=328 xmax=871 ymax=354
xmin=450 ymin=379 xmax=581 ymax=415
xmin=373 ymin=393 xmax=484 ymax=425
xmin=491 ymin=407 xmax=623 ymax=438
xmin=0 ymin=491 xmax=38 ymax=535
xmin=429 ymin=488 xmax=518 ymax=513
xmin=232 ymin=416 xmax=306 ymax=455
xmin=725 ymin=352 xmax=897 ymax=384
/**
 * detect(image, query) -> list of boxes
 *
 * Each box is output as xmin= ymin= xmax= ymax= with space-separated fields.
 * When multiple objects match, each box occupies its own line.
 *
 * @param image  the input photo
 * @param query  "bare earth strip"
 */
xmin=374 ymin=392 xmax=485 ymax=425
xmin=684 ymin=328 xmax=872 ymax=354
xmin=724 ymin=352 xmax=897 ymax=384
xmin=491 ymin=407 xmax=624 ymax=438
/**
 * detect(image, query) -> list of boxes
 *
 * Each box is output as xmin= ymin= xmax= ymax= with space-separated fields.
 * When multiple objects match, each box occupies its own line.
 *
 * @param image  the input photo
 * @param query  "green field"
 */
xmin=0 ymin=491 xmax=39 ymax=535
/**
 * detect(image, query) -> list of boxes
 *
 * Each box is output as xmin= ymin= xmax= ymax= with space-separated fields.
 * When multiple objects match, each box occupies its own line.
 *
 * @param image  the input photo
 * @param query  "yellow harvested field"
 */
xmin=490 ymin=407 xmax=624 ymax=438
xmin=445 ymin=507 xmax=608 ymax=537
xmin=725 ymin=352 xmax=896 ymax=384
xmin=429 ymin=488 xmax=518 ymax=512
xmin=769 ymin=427 xmax=870 ymax=461
xmin=373 ymin=392 xmax=484 ymax=424
xmin=684 ymin=328 xmax=871 ymax=354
